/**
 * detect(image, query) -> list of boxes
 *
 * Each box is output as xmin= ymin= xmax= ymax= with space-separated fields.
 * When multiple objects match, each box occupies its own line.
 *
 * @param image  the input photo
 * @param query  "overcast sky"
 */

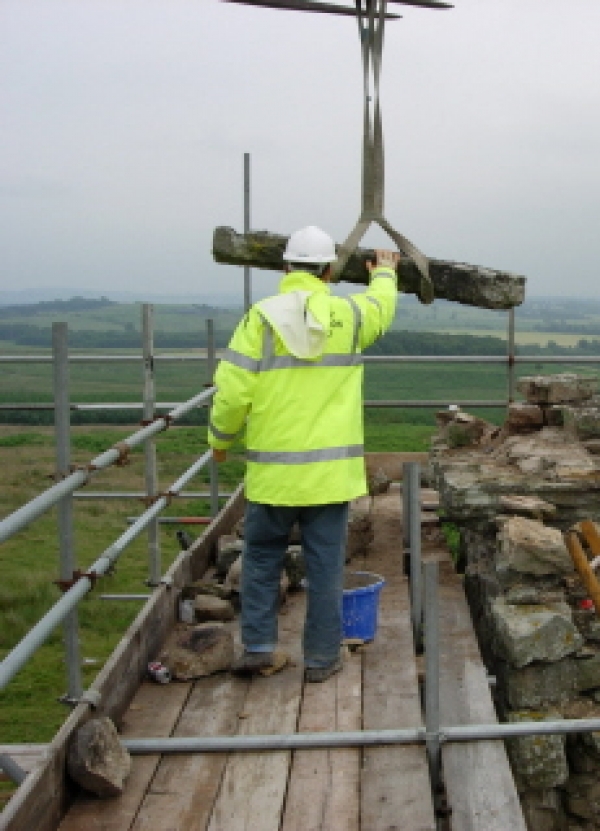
xmin=1 ymin=0 xmax=599 ymax=303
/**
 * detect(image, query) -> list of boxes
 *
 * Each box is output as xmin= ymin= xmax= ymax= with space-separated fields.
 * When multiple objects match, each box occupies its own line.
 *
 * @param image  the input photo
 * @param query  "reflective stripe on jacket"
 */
xmin=208 ymin=267 xmax=398 ymax=505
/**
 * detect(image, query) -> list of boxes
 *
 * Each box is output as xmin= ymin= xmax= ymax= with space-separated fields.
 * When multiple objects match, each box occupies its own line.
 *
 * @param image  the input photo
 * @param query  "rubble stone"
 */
xmin=576 ymin=654 xmax=600 ymax=692
xmin=496 ymin=516 xmax=573 ymax=576
xmin=507 ymin=710 xmax=568 ymax=790
xmin=499 ymin=494 xmax=557 ymax=520
xmin=507 ymin=402 xmax=544 ymax=432
xmin=564 ymin=406 xmax=600 ymax=442
xmin=67 ymin=717 xmax=131 ymax=797
xmin=166 ymin=623 xmax=234 ymax=679
xmin=517 ymin=374 xmax=598 ymax=406
xmin=284 ymin=545 xmax=306 ymax=589
xmin=193 ymin=594 xmax=235 ymax=623
xmin=491 ymin=599 xmax=583 ymax=668
xmin=520 ymin=789 xmax=568 ymax=831
xmin=216 ymin=534 xmax=244 ymax=578
xmin=565 ymin=773 xmax=600 ymax=822
xmin=497 ymin=658 xmax=578 ymax=709
xmin=367 ymin=466 xmax=392 ymax=496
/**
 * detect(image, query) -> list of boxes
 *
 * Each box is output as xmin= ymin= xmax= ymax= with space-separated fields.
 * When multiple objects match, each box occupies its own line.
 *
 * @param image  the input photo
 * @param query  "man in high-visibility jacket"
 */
xmin=208 ymin=225 xmax=399 ymax=682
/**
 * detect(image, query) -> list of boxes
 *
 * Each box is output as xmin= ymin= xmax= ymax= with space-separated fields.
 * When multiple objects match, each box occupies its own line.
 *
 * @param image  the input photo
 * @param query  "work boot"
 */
xmin=231 ymin=651 xmax=273 ymax=676
xmin=305 ymin=657 xmax=343 ymax=683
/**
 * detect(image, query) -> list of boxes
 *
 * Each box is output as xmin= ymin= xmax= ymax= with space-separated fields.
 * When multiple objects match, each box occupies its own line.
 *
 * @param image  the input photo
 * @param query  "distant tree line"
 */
xmin=0 ymin=297 xmax=116 ymax=318
xmin=0 ymin=324 xmax=231 ymax=349
xmin=3 ymin=322 xmax=600 ymax=356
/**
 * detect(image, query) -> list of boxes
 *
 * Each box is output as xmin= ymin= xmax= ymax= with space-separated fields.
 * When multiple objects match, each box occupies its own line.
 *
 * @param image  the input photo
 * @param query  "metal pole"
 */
xmin=407 ymin=462 xmax=423 ymax=646
xmin=52 ymin=323 xmax=83 ymax=702
xmin=74 ymin=491 xmax=232 ymax=500
xmin=125 ymin=727 xmax=424 ymax=754
xmin=142 ymin=305 xmax=161 ymax=586
xmin=0 ymin=387 xmax=215 ymax=544
xmin=0 ymin=450 xmax=213 ymax=691
xmin=507 ymin=306 xmax=515 ymax=408
xmin=124 ymin=711 xmax=600 ymax=755
xmin=424 ymin=559 xmax=441 ymax=792
xmin=402 ymin=462 xmax=410 ymax=576
xmin=207 ymin=319 xmax=219 ymax=518
xmin=0 ymin=754 xmax=27 ymax=786
xmin=243 ymin=152 xmax=252 ymax=312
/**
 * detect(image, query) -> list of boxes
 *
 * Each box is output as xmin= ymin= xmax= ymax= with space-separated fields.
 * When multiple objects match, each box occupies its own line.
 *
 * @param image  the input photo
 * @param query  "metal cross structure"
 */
xmin=222 ymin=0 xmax=453 ymax=303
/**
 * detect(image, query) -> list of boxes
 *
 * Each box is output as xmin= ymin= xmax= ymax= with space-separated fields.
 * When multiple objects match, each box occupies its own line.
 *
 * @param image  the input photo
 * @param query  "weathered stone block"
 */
xmin=284 ymin=545 xmax=306 ymax=589
xmin=576 ymin=654 xmax=600 ymax=692
xmin=517 ymin=374 xmax=598 ymax=406
xmin=507 ymin=402 xmax=544 ymax=432
xmin=213 ymin=226 xmax=526 ymax=309
xmin=442 ymin=412 xmax=490 ymax=449
xmin=224 ymin=555 xmax=242 ymax=593
xmin=507 ymin=710 xmax=568 ymax=790
xmin=67 ymin=717 xmax=131 ymax=797
xmin=193 ymin=594 xmax=235 ymax=623
xmin=491 ymin=599 xmax=583 ymax=667
xmin=497 ymin=658 xmax=578 ymax=709
xmin=167 ymin=623 xmax=234 ymax=679
xmin=499 ymin=494 xmax=557 ymax=520
xmin=564 ymin=406 xmax=600 ymax=441
xmin=565 ymin=773 xmax=600 ymax=822
xmin=216 ymin=534 xmax=244 ymax=578
xmin=496 ymin=516 xmax=573 ymax=576
xmin=519 ymin=789 xmax=568 ymax=831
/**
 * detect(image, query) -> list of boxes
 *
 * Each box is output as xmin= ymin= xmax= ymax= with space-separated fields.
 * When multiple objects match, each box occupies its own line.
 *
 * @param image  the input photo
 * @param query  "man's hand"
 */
xmin=366 ymin=249 xmax=400 ymax=272
xmin=212 ymin=449 xmax=227 ymax=463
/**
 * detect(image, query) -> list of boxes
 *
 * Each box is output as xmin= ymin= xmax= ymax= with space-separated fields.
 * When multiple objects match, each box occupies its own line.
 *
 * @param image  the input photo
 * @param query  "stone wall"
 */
xmin=431 ymin=373 xmax=600 ymax=831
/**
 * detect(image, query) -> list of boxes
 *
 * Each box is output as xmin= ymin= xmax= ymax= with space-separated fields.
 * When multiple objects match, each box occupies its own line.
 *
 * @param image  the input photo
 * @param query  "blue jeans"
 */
xmin=241 ymin=501 xmax=349 ymax=668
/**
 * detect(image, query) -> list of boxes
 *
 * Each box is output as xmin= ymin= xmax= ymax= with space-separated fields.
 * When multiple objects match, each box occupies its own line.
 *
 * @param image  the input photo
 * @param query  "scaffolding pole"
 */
xmin=52 ymin=323 xmax=83 ymax=702
xmin=0 ymin=449 xmax=212 ymax=691
xmin=0 ymin=388 xmax=214 ymax=545
xmin=142 ymin=304 xmax=161 ymax=586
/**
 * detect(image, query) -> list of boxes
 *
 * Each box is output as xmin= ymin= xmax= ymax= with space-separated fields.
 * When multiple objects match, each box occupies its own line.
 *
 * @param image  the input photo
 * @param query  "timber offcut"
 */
xmin=212 ymin=226 xmax=526 ymax=309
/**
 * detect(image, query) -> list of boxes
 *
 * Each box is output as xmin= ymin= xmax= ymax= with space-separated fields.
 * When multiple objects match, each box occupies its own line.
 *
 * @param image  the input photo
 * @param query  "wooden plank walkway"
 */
xmin=438 ymin=558 xmax=527 ymax=831
xmin=8 ymin=473 xmax=525 ymax=831
xmin=55 ymin=487 xmax=435 ymax=831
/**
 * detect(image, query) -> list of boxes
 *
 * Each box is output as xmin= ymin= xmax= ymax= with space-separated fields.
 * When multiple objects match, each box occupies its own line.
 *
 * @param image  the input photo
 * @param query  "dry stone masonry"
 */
xmin=431 ymin=373 xmax=600 ymax=830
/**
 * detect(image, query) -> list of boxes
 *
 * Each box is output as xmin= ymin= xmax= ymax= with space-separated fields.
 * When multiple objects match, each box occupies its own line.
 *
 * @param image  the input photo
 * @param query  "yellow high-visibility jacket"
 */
xmin=208 ymin=267 xmax=398 ymax=505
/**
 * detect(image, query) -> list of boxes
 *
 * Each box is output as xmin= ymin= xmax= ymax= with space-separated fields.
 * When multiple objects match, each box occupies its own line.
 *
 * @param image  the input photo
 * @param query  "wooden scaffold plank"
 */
xmin=280 ymin=651 xmax=362 ymax=831
xmin=361 ymin=490 xmax=436 ymax=831
xmin=206 ymin=592 xmax=307 ymax=831
xmin=438 ymin=561 xmax=527 ymax=831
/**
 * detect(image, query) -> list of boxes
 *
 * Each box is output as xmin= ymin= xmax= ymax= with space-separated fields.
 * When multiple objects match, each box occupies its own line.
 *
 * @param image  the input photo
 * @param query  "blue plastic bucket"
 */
xmin=342 ymin=571 xmax=385 ymax=641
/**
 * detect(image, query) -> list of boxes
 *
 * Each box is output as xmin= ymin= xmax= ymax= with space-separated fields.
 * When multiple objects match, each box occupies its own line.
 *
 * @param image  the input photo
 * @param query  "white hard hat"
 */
xmin=283 ymin=226 xmax=337 ymax=264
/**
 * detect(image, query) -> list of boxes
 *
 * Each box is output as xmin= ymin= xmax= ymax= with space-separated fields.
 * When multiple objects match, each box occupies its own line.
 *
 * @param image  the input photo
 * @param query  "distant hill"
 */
xmin=0 ymin=288 xmax=243 ymax=308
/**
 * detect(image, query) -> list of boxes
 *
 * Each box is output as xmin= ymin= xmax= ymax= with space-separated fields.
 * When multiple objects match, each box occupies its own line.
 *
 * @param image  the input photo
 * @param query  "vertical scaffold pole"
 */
xmin=244 ymin=152 xmax=252 ymax=313
xmin=424 ymin=558 xmax=441 ymax=793
xmin=207 ymin=319 xmax=219 ymax=518
xmin=407 ymin=461 xmax=423 ymax=647
xmin=402 ymin=461 xmax=411 ymax=576
xmin=507 ymin=306 xmax=515 ymax=409
xmin=142 ymin=304 xmax=161 ymax=586
xmin=52 ymin=322 xmax=82 ymax=701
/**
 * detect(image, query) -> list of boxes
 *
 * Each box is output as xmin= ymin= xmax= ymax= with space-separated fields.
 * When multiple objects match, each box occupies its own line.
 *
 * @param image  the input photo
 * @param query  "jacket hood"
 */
xmin=258 ymin=275 xmax=330 ymax=359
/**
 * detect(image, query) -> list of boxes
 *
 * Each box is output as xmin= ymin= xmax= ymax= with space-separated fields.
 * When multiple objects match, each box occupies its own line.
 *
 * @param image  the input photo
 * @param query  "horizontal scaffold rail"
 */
xmin=0 ymin=387 xmax=215 ymax=545
xmin=0 ymin=448 xmax=213 ymax=691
